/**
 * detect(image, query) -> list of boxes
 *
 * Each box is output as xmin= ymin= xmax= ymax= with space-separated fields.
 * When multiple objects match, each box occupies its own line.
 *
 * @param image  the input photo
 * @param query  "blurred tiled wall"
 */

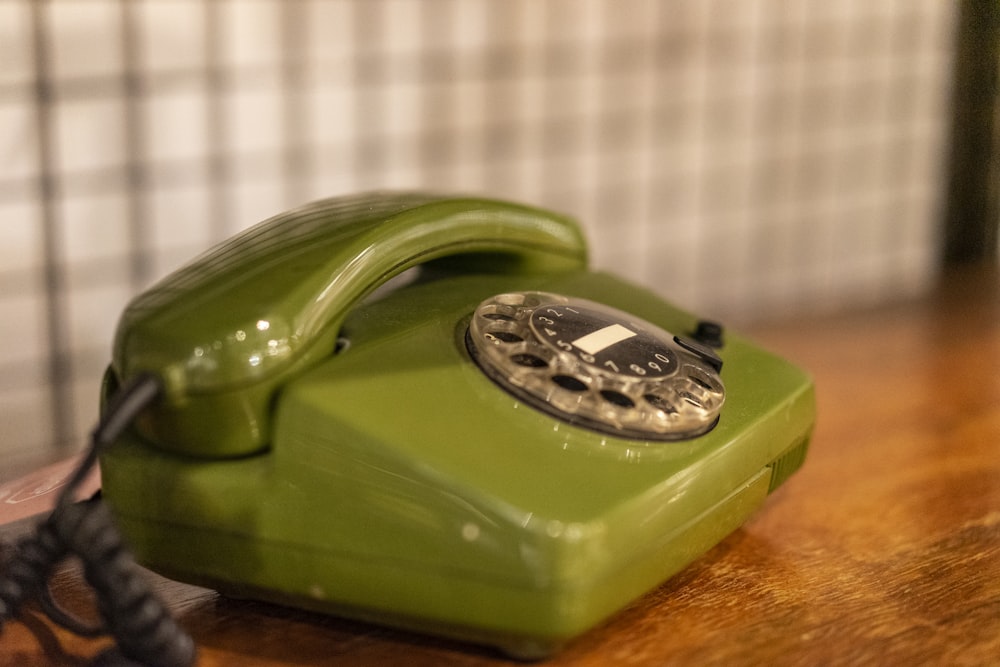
xmin=0 ymin=0 xmax=956 ymax=476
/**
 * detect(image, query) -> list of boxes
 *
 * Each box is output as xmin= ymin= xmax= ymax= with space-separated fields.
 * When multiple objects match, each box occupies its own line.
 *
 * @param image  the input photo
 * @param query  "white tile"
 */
xmin=227 ymin=88 xmax=285 ymax=154
xmin=65 ymin=282 xmax=133 ymax=355
xmin=380 ymin=83 xmax=425 ymax=136
xmin=151 ymin=246 xmax=209 ymax=282
xmin=311 ymin=152 xmax=357 ymax=195
xmin=0 ymin=3 xmax=33 ymax=87
xmin=137 ymin=0 xmax=206 ymax=72
xmin=48 ymin=1 xmax=123 ymax=80
xmin=306 ymin=1 xmax=355 ymax=63
xmin=377 ymin=161 xmax=424 ymax=192
xmin=143 ymin=88 xmax=209 ymax=162
xmin=149 ymin=183 xmax=213 ymax=251
xmin=0 ymin=385 xmax=55 ymax=461
xmin=381 ymin=0 xmax=422 ymax=53
xmin=227 ymin=180 xmax=288 ymax=235
xmin=0 ymin=290 xmax=47 ymax=365
xmin=310 ymin=87 xmax=355 ymax=144
xmin=0 ymin=101 xmax=39 ymax=183
xmin=490 ymin=0 xmax=545 ymax=47
xmin=69 ymin=369 xmax=106 ymax=447
xmin=0 ymin=201 xmax=43 ymax=274
xmin=54 ymin=97 xmax=127 ymax=172
xmin=450 ymin=0 xmax=490 ymax=51
xmin=58 ymin=192 xmax=130 ymax=263
xmin=221 ymin=2 xmax=282 ymax=67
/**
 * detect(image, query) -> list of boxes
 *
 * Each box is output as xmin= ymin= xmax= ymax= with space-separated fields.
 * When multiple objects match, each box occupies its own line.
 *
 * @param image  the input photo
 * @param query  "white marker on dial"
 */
xmin=572 ymin=324 xmax=637 ymax=355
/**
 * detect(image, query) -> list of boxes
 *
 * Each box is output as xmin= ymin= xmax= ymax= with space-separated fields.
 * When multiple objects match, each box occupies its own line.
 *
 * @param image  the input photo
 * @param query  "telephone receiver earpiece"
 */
xmin=110 ymin=193 xmax=588 ymax=458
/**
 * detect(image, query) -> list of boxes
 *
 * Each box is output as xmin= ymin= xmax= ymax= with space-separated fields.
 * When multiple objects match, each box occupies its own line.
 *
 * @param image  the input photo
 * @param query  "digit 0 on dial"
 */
xmin=466 ymin=292 xmax=725 ymax=441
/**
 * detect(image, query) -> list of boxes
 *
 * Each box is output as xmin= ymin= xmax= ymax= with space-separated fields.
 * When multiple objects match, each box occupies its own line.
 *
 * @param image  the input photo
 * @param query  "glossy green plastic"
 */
xmin=99 ymin=193 xmax=814 ymax=658
xmin=111 ymin=193 xmax=587 ymax=458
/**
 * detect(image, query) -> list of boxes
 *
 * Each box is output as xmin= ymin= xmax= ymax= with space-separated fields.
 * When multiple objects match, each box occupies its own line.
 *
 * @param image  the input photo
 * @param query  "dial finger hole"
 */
xmin=689 ymin=374 xmax=714 ymax=390
xmin=684 ymin=366 xmax=722 ymax=393
xmin=643 ymin=393 xmax=678 ymax=414
xmin=552 ymin=375 xmax=588 ymax=391
xmin=483 ymin=312 xmax=516 ymax=322
xmin=488 ymin=331 xmax=524 ymax=343
xmin=600 ymin=390 xmax=635 ymax=408
xmin=495 ymin=293 xmax=526 ymax=306
xmin=510 ymin=353 xmax=548 ymax=368
xmin=680 ymin=391 xmax=703 ymax=408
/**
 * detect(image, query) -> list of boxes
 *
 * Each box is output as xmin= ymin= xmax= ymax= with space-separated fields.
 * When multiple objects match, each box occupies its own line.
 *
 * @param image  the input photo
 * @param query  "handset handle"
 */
xmin=110 ymin=192 xmax=588 ymax=457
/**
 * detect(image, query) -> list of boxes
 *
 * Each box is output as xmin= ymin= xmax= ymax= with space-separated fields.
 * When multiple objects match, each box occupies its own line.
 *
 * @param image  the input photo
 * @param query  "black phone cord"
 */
xmin=0 ymin=373 xmax=196 ymax=667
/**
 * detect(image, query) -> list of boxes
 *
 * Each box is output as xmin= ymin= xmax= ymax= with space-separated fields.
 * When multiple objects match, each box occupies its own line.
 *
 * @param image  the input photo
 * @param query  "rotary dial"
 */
xmin=466 ymin=291 xmax=725 ymax=441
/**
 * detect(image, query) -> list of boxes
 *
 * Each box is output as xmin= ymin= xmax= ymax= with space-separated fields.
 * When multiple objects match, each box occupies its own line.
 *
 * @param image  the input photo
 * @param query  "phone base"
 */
xmin=105 ymin=454 xmax=788 ymax=658
xmin=95 ymin=193 xmax=819 ymax=659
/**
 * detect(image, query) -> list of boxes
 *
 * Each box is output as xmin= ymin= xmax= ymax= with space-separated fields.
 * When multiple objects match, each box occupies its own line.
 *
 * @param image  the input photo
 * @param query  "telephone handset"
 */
xmin=112 ymin=193 xmax=588 ymax=458
xmin=100 ymin=193 xmax=814 ymax=658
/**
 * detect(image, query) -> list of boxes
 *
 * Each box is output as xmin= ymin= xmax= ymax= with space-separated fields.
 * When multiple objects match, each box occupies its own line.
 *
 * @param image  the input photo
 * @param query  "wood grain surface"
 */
xmin=2 ymin=262 xmax=998 ymax=666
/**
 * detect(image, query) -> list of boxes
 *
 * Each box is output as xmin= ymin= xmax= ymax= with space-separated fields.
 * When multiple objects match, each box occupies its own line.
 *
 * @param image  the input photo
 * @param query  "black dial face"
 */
xmin=466 ymin=291 xmax=725 ymax=442
xmin=529 ymin=304 xmax=678 ymax=379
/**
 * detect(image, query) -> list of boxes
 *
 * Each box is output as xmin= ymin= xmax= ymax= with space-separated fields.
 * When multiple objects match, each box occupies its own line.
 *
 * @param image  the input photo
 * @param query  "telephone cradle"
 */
xmin=99 ymin=192 xmax=815 ymax=658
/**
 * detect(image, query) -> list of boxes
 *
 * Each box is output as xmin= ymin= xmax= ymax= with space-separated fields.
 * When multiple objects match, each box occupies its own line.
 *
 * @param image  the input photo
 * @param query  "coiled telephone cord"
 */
xmin=0 ymin=373 xmax=196 ymax=667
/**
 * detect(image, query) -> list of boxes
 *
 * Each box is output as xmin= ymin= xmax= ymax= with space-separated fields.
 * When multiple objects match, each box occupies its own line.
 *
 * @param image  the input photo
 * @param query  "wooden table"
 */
xmin=3 ymin=262 xmax=999 ymax=666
